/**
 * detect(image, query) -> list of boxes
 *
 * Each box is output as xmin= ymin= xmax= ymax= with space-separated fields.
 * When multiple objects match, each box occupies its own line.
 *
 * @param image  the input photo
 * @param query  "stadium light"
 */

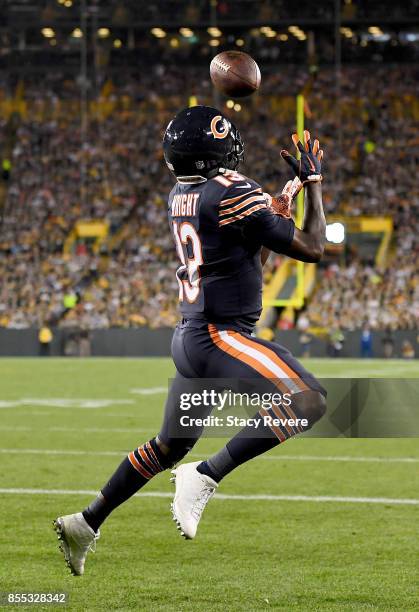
xmin=98 ymin=28 xmax=110 ymax=39
xmin=170 ymin=38 xmax=179 ymax=48
xmin=340 ymin=27 xmax=354 ymax=38
xmin=368 ymin=26 xmax=383 ymax=36
xmin=233 ymin=103 xmax=242 ymax=112
xmin=235 ymin=39 xmax=244 ymax=47
xmin=326 ymin=222 xmax=345 ymax=244
xmin=260 ymin=26 xmax=276 ymax=38
xmin=374 ymin=33 xmax=391 ymax=42
xmin=113 ymin=39 xmax=122 ymax=48
xmin=64 ymin=0 xmax=72 ymax=6
xmin=41 ymin=28 xmax=55 ymax=38
xmin=209 ymin=39 xmax=220 ymax=47
xmin=288 ymin=25 xmax=306 ymax=40
xmin=279 ymin=34 xmax=288 ymax=41
xmin=367 ymin=27 xmax=390 ymax=42
xmin=151 ymin=28 xmax=166 ymax=38
xmin=179 ymin=27 xmax=194 ymax=38
xmin=71 ymin=28 xmax=83 ymax=38
xmin=226 ymin=100 xmax=234 ymax=108
xmin=207 ymin=27 xmax=222 ymax=37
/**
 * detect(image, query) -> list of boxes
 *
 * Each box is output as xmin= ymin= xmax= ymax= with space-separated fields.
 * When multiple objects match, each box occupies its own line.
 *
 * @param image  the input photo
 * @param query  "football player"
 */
xmin=54 ymin=106 xmax=326 ymax=575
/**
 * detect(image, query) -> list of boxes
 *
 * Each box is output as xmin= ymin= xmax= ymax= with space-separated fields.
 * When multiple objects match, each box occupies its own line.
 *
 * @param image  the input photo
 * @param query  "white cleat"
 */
xmin=170 ymin=461 xmax=218 ymax=540
xmin=53 ymin=512 xmax=99 ymax=576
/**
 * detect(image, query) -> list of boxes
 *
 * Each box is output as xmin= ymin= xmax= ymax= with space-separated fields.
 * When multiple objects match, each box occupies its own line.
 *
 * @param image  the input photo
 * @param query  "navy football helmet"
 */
xmin=163 ymin=106 xmax=244 ymax=180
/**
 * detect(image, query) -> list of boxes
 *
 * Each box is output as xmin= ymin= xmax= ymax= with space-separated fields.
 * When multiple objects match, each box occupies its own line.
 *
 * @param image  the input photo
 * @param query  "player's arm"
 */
xmin=260 ymin=177 xmax=302 ymax=265
xmin=218 ymin=178 xmax=296 ymax=257
xmin=240 ymin=131 xmax=325 ymax=262
xmin=282 ymin=182 xmax=325 ymax=262
xmin=218 ymin=174 xmax=314 ymax=262
xmin=279 ymin=130 xmax=326 ymax=263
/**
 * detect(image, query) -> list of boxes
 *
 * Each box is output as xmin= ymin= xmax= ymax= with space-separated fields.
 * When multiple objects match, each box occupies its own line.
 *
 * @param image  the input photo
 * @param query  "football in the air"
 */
xmin=210 ymin=51 xmax=261 ymax=97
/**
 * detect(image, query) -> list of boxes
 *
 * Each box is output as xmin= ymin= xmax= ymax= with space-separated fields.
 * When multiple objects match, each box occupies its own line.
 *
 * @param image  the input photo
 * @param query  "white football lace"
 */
xmin=79 ymin=530 xmax=100 ymax=554
xmin=191 ymin=484 xmax=216 ymax=520
xmin=88 ymin=531 xmax=100 ymax=553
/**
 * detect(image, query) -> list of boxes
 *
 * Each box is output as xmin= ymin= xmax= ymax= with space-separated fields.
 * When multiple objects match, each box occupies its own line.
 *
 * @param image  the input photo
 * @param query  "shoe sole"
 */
xmin=170 ymin=471 xmax=191 ymax=540
xmin=53 ymin=518 xmax=79 ymax=576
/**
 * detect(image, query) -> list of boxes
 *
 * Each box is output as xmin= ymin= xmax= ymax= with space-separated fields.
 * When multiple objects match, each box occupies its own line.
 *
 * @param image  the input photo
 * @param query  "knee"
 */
xmin=292 ymin=390 xmax=327 ymax=428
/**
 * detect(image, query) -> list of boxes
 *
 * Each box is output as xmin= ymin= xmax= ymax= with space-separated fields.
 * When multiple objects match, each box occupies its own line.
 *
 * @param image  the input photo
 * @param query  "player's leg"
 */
xmin=198 ymin=327 xmax=326 ymax=481
xmin=171 ymin=325 xmax=326 ymax=538
xmin=54 ymin=368 xmax=208 ymax=575
xmin=159 ymin=374 xmax=225 ymax=538
xmin=198 ymin=388 xmax=325 ymax=481
xmin=81 ymin=371 xmax=212 ymax=526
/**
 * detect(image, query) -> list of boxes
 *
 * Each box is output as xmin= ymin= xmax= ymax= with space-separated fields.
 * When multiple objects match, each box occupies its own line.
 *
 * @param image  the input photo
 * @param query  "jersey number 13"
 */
xmin=172 ymin=221 xmax=203 ymax=303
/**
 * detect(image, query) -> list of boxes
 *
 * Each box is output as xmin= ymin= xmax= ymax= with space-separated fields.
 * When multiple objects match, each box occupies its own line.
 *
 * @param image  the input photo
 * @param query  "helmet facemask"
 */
xmin=222 ymin=126 xmax=244 ymax=171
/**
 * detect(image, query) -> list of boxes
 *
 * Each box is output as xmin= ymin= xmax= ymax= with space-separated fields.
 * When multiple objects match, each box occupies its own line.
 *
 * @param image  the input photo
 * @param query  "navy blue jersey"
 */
xmin=168 ymin=170 xmax=295 ymax=331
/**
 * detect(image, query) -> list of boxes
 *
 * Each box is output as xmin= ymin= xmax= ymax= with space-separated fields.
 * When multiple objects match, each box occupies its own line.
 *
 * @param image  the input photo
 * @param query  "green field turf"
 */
xmin=0 ymin=358 xmax=418 ymax=611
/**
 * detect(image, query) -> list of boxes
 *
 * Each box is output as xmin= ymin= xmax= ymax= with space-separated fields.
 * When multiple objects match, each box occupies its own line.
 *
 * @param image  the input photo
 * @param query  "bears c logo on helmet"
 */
xmin=210 ymin=115 xmax=229 ymax=139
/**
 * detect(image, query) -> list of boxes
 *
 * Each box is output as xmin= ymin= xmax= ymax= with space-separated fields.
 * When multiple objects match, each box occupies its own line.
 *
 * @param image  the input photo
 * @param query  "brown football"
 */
xmin=210 ymin=51 xmax=261 ymax=98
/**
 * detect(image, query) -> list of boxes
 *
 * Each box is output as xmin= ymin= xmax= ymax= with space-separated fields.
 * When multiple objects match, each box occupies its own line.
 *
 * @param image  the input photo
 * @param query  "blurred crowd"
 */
xmin=307 ymin=253 xmax=418 ymax=331
xmin=0 ymin=63 xmax=418 ymax=331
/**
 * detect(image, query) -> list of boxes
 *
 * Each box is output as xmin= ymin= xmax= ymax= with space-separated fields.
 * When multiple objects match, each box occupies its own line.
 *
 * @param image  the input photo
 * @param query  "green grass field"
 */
xmin=0 ymin=358 xmax=418 ymax=611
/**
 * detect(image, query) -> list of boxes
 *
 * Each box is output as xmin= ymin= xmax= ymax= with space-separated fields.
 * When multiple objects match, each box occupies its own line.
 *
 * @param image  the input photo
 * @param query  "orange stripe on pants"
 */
xmin=208 ymin=325 xmax=307 ymax=400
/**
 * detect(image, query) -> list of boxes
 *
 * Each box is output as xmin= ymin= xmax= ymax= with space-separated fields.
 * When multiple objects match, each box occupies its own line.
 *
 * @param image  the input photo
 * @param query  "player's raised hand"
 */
xmin=266 ymin=176 xmax=302 ymax=218
xmin=281 ymin=130 xmax=323 ymax=184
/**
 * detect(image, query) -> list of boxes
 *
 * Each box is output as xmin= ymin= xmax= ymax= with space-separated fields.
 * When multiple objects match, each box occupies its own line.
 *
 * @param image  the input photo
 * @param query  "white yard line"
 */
xmin=0 ymin=487 xmax=417 ymax=505
xmin=0 ymin=448 xmax=418 ymax=464
xmin=1 ymin=412 xmax=141 ymax=418
xmin=49 ymin=427 xmax=151 ymax=433
xmin=0 ymin=399 xmax=135 ymax=409
xmin=0 ymin=426 xmax=153 ymax=433
xmin=247 ymin=454 xmax=419 ymax=464
xmin=0 ymin=448 xmax=124 ymax=457
xmin=129 ymin=387 xmax=167 ymax=395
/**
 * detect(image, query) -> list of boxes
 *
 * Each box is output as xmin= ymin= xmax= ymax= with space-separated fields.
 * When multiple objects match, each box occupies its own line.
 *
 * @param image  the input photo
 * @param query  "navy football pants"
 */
xmin=158 ymin=321 xmax=326 ymax=457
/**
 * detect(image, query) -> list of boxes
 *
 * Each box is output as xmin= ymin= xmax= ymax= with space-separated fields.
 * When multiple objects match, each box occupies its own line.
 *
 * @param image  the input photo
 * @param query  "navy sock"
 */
xmin=197 ymin=446 xmax=237 ymax=483
xmin=196 ymin=460 xmax=221 ymax=482
xmin=197 ymin=436 xmax=278 ymax=483
xmin=197 ymin=402 xmax=310 ymax=483
xmin=83 ymin=438 xmax=167 ymax=532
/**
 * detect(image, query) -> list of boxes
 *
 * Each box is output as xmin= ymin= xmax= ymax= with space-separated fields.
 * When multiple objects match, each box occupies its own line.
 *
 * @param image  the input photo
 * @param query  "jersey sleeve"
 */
xmin=218 ymin=177 xmax=295 ymax=254
xmin=243 ymin=207 xmax=295 ymax=253
xmin=218 ymin=177 xmax=267 ymax=228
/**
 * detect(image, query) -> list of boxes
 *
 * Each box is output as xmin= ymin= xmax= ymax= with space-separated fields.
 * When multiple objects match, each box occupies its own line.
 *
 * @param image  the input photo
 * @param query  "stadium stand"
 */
xmin=0 ymin=63 xmax=418 ymax=332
